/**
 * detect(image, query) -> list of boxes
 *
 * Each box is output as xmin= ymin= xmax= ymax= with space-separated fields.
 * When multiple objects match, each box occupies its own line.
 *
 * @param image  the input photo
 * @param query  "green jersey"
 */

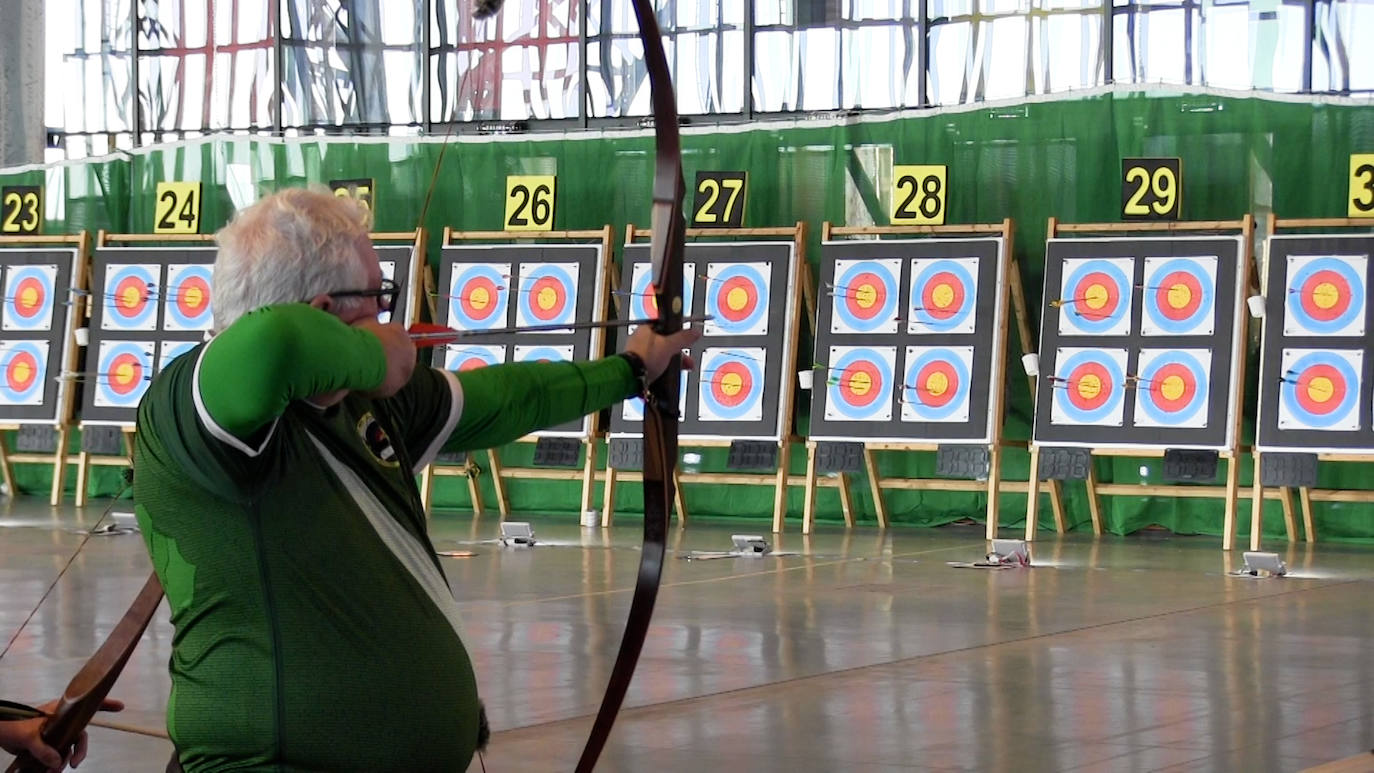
xmin=133 ymin=304 xmax=633 ymax=772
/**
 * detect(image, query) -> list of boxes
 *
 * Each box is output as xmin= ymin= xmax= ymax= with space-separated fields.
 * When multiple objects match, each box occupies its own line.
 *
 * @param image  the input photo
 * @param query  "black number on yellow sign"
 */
xmin=504 ymin=175 xmax=556 ymax=231
xmin=891 ymin=165 xmax=946 ymax=225
xmin=1121 ymin=158 xmax=1181 ymax=220
xmin=692 ymin=171 xmax=748 ymax=228
xmin=154 ymin=181 xmax=202 ymax=234
xmin=1349 ymin=154 xmax=1374 ymax=217
xmin=0 ymin=186 xmax=42 ymax=235
xmin=330 ymin=178 xmax=375 ymax=212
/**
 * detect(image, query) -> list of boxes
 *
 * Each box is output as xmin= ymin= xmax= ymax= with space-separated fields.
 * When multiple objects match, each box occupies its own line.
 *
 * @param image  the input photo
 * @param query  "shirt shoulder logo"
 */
xmin=356 ymin=412 xmax=399 ymax=468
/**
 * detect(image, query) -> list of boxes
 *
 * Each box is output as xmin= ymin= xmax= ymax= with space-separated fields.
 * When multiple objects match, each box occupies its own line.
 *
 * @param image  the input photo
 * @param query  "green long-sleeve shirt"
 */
xmin=133 ymin=303 xmax=633 ymax=772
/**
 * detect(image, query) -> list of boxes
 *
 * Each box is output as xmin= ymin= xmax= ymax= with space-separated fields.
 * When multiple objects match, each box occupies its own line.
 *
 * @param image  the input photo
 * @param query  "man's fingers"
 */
xmin=29 ymin=740 xmax=62 ymax=769
xmin=98 ymin=698 xmax=124 ymax=713
xmin=668 ymin=327 xmax=703 ymax=349
xmin=70 ymin=731 xmax=89 ymax=767
xmin=680 ymin=353 xmax=696 ymax=371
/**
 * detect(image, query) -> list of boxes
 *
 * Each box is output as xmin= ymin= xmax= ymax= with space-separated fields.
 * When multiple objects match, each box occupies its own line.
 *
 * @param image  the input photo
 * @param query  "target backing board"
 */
xmin=609 ymin=241 xmax=798 ymax=442
xmin=1256 ymin=235 xmax=1374 ymax=453
xmin=0 ymin=249 xmax=81 ymax=423
xmin=810 ymin=238 xmax=1005 ymax=444
xmin=438 ymin=243 xmax=608 ymax=438
xmin=1032 ymin=236 xmax=1244 ymax=450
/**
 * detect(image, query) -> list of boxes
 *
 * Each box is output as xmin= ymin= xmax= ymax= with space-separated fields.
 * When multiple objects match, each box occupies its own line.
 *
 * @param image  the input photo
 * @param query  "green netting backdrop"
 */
xmin=5 ymin=87 xmax=1373 ymax=541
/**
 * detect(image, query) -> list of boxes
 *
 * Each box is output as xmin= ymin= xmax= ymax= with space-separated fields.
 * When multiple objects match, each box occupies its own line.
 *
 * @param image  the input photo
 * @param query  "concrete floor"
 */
xmin=1 ymin=496 xmax=1372 ymax=772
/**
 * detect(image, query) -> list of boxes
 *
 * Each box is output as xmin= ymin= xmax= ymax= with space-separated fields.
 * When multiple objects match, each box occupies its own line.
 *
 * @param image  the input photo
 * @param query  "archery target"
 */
xmin=622 ymin=377 xmax=688 ymax=422
xmin=0 ymin=340 xmax=48 ymax=406
xmin=380 ymin=260 xmax=396 ymax=282
xmin=101 ymin=264 xmax=160 ymax=331
xmin=2 ymin=264 xmax=57 ymax=332
xmin=823 ymin=346 xmax=896 ymax=422
xmin=697 ymin=347 xmax=766 ymax=422
xmin=1283 ymin=255 xmax=1367 ymax=337
xmin=628 ymin=261 xmax=697 ymax=331
xmin=443 ymin=344 xmax=505 ymax=372
xmin=1133 ymin=348 xmax=1211 ymax=428
xmin=94 ymin=340 xmax=154 ymax=408
xmin=514 ymin=344 xmax=574 ymax=364
xmin=1140 ymin=256 xmax=1216 ymax=337
xmin=830 ymin=259 xmax=899 ymax=335
xmin=1050 ymin=347 xmax=1128 ymax=427
xmin=163 ymin=264 xmax=213 ymax=331
xmin=704 ymin=262 xmax=769 ymax=337
xmin=1057 ymin=258 xmax=1134 ymax=337
xmin=516 ymin=263 xmax=579 ymax=330
xmin=1277 ymin=348 xmax=1362 ymax=432
xmin=448 ymin=263 xmax=511 ymax=331
xmin=157 ymin=340 xmax=198 ymax=373
xmin=908 ymin=258 xmax=978 ymax=335
xmin=900 ymin=346 xmax=973 ymax=423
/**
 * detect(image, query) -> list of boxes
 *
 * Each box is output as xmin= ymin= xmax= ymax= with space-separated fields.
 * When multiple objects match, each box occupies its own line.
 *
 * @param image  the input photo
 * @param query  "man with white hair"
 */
xmin=132 ymin=187 xmax=698 ymax=771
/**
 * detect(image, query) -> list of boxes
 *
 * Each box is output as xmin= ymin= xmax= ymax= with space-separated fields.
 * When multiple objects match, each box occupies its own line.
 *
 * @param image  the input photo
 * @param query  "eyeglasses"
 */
xmin=328 ymin=278 xmax=402 ymax=315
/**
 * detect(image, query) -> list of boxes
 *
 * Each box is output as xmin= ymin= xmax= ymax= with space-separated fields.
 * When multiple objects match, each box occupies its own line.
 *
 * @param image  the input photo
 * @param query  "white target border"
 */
xmin=900 ymin=345 xmax=974 ymax=424
xmin=823 ymin=345 xmax=898 ymax=423
xmin=1140 ymin=255 xmax=1217 ymax=337
xmin=92 ymin=339 xmax=156 ymax=409
xmin=1049 ymin=346 xmax=1129 ymax=428
xmin=2 ymin=263 xmax=59 ymax=332
xmin=829 ymin=258 xmax=901 ymax=335
xmin=447 ymin=261 xmax=512 ymax=331
xmin=1057 ymin=257 xmax=1135 ymax=337
xmin=1275 ymin=347 xmax=1363 ymax=433
xmin=1132 ymin=347 xmax=1212 ymax=429
xmin=100 ymin=262 xmax=162 ymax=332
xmin=627 ymin=260 xmax=697 ymax=334
xmin=1282 ymin=254 xmax=1368 ymax=338
xmin=0 ymin=339 xmax=51 ymax=406
xmin=703 ymin=261 xmax=770 ymax=337
xmin=907 ymin=257 xmax=979 ymax=336
xmin=697 ymin=346 xmax=767 ymax=423
xmin=516 ymin=262 xmax=581 ymax=331
xmin=443 ymin=343 xmax=506 ymax=372
xmin=163 ymin=263 xmax=214 ymax=332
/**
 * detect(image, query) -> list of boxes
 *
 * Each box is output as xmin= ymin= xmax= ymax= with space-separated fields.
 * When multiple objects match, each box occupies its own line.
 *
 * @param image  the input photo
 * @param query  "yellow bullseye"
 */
xmin=1083 ymin=283 xmax=1109 ymax=311
xmin=19 ymin=286 xmax=39 ymax=310
xmin=1076 ymin=373 xmax=1102 ymax=399
xmin=12 ymin=360 xmax=32 ymax=384
xmin=536 ymin=286 xmax=558 ymax=311
xmin=114 ymin=361 xmax=136 ymax=386
xmin=1312 ymin=281 xmax=1340 ymax=310
xmin=469 ymin=286 xmax=490 ymax=310
xmin=720 ymin=371 xmax=743 ymax=397
xmin=183 ymin=285 xmax=204 ymax=308
xmin=849 ymin=371 xmax=872 ymax=396
xmin=925 ymin=371 xmax=949 ymax=397
xmin=1166 ymin=283 xmax=1192 ymax=310
xmin=726 ymin=287 xmax=750 ymax=312
xmin=931 ymin=283 xmax=955 ymax=309
xmin=1307 ymin=376 xmax=1335 ymax=403
xmin=120 ymin=287 xmax=142 ymax=310
xmin=1160 ymin=374 xmax=1186 ymax=401
xmin=854 ymin=283 xmax=877 ymax=310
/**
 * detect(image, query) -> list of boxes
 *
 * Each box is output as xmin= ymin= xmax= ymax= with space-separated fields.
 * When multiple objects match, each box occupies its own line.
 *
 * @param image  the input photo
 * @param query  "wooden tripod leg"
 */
xmin=1299 ymin=486 xmax=1315 ymax=542
xmin=601 ymin=466 xmax=618 ymax=528
xmin=73 ymin=451 xmax=91 ymax=508
xmin=771 ymin=441 xmax=790 ymax=534
xmin=466 ymin=460 xmax=485 ymax=515
xmin=672 ymin=468 xmax=687 ymax=525
xmin=1241 ymin=451 xmax=1259 ymax=552
xmin=802 ymin=443 xmax=818 ymax=535
xmin=49 ymin=427 xmax=70 ymax=506
xmin=837 ymin=473 xmax=854 ymax=528
xmin=487 ymin=449 xmax=510 ymax=518
xmin=1083 ymin=466 xmax=1101 ymax=535
xmin=1279 ymin=486 xmax=1297 ymax=543
xmin=1025 ymin=446 xmax=1042 ymax=542
xmin=580 ymin=440 xmax=598 ymax=516
xmin=984 ymin=444 xmax=1002 ymax=540
xmin=863 ymin=446 xmax=887 ymax=528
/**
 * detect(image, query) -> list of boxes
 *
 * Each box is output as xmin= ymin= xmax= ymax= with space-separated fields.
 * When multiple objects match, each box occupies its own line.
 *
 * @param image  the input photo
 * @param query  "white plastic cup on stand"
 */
xmin=74 ymin=327 xmax=89 ymax=347
xmin=1021 ymin=353 xmax=1040 ymax=377
xmin=1246 ymin=295 xmax=1266 ymax=318
xmin=581 ymin=510 xmax=599 ymax=528
xmin=797 ymin=369 xmax=814 ymax=390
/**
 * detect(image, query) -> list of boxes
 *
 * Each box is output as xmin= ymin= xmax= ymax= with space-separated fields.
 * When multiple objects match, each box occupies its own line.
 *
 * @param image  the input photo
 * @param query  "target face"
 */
xmin=1050 ymin=347 xmax=1128 ymax=427
xmin=163 ymin=264 xmax=213 ymax=331
xmin=1133 ymin=348 xmax=1210 ymax=428
xmin=823 ymin=346 xmax=896 ymax=422
xmin=157 ymin=340 xmax=197 ymax=373
xmin=622 ymin=376 xmax=688 ymax=422
xmin=101 ymin=264 xmax=160 ymax=331
xmin=0 ymin=340 xmax=49 ymax=406
xmin=1058 ymin=258 xmax=1134 ymax=337
xmin=628 ymin=261 xmax=697 ymax=332
xmin=448 ymin=263 xmax=511 ymax=331
xmin=94 ymin=340 xmax=154 ymax=408
xmin=2 ymin=264 xmax=57 ymax=332
xmin=516 ymin=263 xmax=579 ymax=330
xmin=830 ymin=259 xmax=899 ymax=335
xmin=513 ymin=344 xmax=574 ymax=365
xmin=704 ymin=262 xmax=769 ymax=337
xmin=1283 ymin=255 xmax=1367 ymax=337
xmin=1277 ymin=348 xmax=1362 ymax=431
xmin=908 ymin=258 xmax=978 ymax=335
xmin=1140 ymin=256 xmax=1216 ymax=337
xmin=697 ymin=347 xmax=766 ymax=422
xmin=900 ymin=346 xmax=973 ymax=423
xmin=443 ymin=344 xmax=505 ymax=372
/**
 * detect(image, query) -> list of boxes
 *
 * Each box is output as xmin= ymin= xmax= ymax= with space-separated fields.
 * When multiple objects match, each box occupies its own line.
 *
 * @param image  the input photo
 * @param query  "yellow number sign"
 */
xmin=692 ymin=171 xmax=748 ymax=228
xmin=330 ymin=178 xmax=375 ymax=212
xmin=0 ymin=185 xmax=42 ymax=235
xmin=1121 ymin=158 xmax=1182 ymax=220
xmin=154 ymin=182 xmax=203 ymax=234
xmin=1349 ymin=154 xmax=1374 ymax=218
xmin=504 ymin=175 xmax=556 ymax=231
xmin=891 ymin=165 xmax=947 ymax=225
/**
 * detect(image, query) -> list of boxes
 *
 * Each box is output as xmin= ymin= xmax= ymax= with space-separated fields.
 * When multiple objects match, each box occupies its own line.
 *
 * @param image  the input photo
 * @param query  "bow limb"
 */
xmin=574 ymin=2 xmax=685 ymax=770
xmin=5 ymin=573 xmax=164 ymax=773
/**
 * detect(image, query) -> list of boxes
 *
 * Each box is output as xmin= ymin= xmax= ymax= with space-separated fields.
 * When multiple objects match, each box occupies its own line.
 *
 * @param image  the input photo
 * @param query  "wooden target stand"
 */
xmin=601 ymin=223 xmax=810 ymax=533
xmin=418 ymin=226 xmax=616 ymax=519
xmin=0 ymin=232 xmax=91 ymax=505
xmin=78 ymin=230 xmax=428 ymax=507
xmin=1250 ymin=216 xmax=1374 ymax=550
xmin=801 ymin=220 xmax=1068 ymax=537
xmin=1024 ymin=216 xmax=1289 ymax=550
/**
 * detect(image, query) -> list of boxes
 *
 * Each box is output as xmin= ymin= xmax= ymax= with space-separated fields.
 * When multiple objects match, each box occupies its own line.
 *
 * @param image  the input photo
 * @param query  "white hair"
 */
xmin=212 ymin=187 xmax=373 ymax=330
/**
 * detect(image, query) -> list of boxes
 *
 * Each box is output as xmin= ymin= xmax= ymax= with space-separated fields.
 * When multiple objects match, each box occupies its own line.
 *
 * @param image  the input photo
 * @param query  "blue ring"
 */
xmin=1142 ymin=258 xmax=1214 ymax=335
xmin=832 ymin=260 xmax=898 ymax=333
xmin=1280 ymin=351 xmax=1360 ymax=429
xmin=1054 ymin=349 xmax=1126 ymax=424
xmin=96 ymin=342 xmax=153 ymax=407
xmin=447 ymin=345 xmax=503 ymax=370
xmin=157 ymin=340 xmax=197 ymax=373
xmin=1060 ymin=259 xmax=1132 ymax=335
xmin=518 ymin=264 xmax=577 ymax=327
xmin=516 ymin=346 xmax=570 ymax=364
xmin=1136 ymin=350 xmax=1209 ymax=425
xmin=706 ymin=264 xmax=769 ymax=334
xmin=909 ymin=260 xmax=977 ymax=333
xmin=164 ymin=264 xmax=213 ymax=330
xmin=902 ymin=347 xmax=970 ymax=421
xmin=5 ymin=266 xmax=55 ymax=330
xmin=104 ymin=265 xmax=158 ymax=329
xmin=827 ymin=348 xmax=893 ymax=420
xmin=450 ymin=264 xmax=510 ymax=330
xmin=1 ymin=341 xmax=46 ymax=403
xmin=1286 ymin=257 xmax=1365 ymax=335
xmin=700 ymin=348 xmax=764 ymax=420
